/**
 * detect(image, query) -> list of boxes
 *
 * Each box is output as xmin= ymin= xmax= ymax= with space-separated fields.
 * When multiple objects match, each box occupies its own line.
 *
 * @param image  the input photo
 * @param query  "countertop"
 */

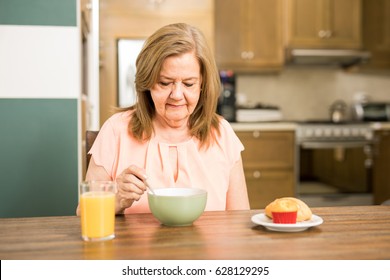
xmin=231 ymin=122 xmax=297 ymax=131
xmin=1 ymin=205 xmax=389 ymax=260
xmin=371 ymin=122 xmax=390 ymax=130
xmin=230 ymin=121 xmax=390 ymax=131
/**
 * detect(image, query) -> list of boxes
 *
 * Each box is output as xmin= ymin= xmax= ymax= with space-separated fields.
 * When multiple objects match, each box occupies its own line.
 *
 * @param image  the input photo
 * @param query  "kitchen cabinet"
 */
xmin=236 ymin=131 xmax=296 ymax=209
xmin=362 ymin=0 xmax=390 ymax=69
xmin=373 ymin=129 xmax=390 ymax=204
xmin=286 ymin=0 xmax=362 ymax=49
xmin=214 ymin=0 xmax=284 ymax=72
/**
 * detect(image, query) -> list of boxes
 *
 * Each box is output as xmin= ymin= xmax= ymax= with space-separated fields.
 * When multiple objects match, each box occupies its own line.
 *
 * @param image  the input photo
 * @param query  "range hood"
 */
xmin=287 ymin=49 xmax=371 ymax=68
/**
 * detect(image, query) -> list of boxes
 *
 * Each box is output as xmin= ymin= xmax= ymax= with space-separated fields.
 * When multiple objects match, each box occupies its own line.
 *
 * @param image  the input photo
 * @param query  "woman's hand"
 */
xmin=115 ymin=165 xmax=148 ymax=214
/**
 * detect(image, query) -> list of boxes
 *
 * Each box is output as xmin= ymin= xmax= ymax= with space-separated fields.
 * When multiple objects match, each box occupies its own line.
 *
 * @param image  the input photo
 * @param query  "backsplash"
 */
xmin=236 ymin=66 xmax=390 ymax=121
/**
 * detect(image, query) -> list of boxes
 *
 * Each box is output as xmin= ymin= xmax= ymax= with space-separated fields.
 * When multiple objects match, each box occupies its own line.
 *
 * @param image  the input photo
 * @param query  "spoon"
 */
xmin=144 ymin=177 xmax=156 ymax=195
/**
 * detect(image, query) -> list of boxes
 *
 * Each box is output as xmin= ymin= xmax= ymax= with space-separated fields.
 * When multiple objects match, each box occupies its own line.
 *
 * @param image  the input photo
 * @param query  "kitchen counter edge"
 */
xmin=230 ymin=122 xmax=297 ymax=131
xmin=230 ymin=121 xmax=390 ymax=131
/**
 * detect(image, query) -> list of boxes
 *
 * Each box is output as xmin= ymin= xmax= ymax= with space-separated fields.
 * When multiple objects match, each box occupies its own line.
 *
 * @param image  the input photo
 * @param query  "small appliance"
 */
xmin=353 ymin=102 xmax=390 ymax=122
xmin=217 ymin=70 xmax=236 ymax=122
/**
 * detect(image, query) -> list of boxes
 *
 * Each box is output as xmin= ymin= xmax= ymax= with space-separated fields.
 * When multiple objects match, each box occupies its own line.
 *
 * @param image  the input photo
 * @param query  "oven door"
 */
xmin=298 ymin=140 xmax=373 ymax=207
xmin=300 ymin=140 xmax=372 ymax=150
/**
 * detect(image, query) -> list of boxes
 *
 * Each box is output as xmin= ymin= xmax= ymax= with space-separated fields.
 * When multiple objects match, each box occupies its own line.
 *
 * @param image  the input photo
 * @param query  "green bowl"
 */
xmin=148 ymin=188 xmax=207 ymax=226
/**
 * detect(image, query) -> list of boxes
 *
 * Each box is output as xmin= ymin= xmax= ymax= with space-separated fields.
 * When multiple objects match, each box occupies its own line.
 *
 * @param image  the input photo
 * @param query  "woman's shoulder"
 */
xmin=105 ymin=110 xmax=134 ymax=132
xmin=216 ymin=117 xmax=235 ymax=137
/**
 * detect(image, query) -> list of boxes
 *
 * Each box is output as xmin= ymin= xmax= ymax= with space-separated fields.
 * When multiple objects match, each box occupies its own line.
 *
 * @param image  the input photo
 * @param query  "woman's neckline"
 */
xmin=151 ymin=134 xmax=194 ymax=146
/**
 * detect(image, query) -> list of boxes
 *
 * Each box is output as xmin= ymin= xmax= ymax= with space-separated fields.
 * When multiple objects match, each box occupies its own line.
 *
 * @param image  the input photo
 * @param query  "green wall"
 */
xmin=0 ymin=0 xmax=79 ymax=217
xmin=0 ymin=99 xmax=78 ymax=217
xmin=0 ymin=0 xmax=76 ymax=26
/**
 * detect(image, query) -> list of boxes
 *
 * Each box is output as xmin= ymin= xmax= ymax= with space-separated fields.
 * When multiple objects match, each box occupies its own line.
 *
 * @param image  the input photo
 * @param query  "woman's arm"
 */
xmin=226 ymin=156 xmax=250 ymax=210
xmin=76 ymin=156 xmax=148 ymax=216
xmin=76 ymin=157 xmax=111 ymax=216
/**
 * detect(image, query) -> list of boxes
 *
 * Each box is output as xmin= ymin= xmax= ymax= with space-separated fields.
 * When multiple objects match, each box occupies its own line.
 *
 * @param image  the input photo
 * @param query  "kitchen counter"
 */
xmin=371 ymin=122 xmax=390 ymax=130
xmin=230 ymin=121 xmax=390 ymax=131
xmin=230 ymin=122 xmax=297 ymax=131
xmin=1 ymin=205 xmax=389 ymax=260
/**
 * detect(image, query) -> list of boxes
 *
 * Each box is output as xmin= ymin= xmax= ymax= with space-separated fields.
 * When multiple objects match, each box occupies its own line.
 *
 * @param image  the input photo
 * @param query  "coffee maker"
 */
xmin=217 ymin=70 xmax=236 ymax=122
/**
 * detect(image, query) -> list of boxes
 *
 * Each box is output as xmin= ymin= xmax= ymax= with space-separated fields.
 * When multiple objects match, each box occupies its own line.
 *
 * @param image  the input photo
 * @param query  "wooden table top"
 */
xmin=1 ymin=205 xmax=389 ymax=260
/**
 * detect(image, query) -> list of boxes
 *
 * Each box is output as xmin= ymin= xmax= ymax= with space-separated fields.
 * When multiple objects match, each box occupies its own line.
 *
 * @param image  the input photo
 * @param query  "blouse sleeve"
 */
xmin=88 ymin=117 xmax=118 ymax=179
xmin=218 ymin=118 xmax=244 ymax=167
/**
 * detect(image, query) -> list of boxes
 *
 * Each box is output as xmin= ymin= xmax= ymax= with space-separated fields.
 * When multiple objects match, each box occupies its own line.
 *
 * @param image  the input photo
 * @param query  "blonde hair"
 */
xmin=128 ymin=23 xmax=221 ymax=148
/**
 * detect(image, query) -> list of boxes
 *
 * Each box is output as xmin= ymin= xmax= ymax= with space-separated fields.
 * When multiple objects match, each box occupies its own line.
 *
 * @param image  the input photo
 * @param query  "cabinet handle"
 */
xmin=253 ymin=170 xmax=261 ymax=178
xmin=318 ymin=30 xmax=332 ymax=38
xmin=318 ymin=30 xmax=327 ymax=38
xmin=241 ymin=51 xmax=254 ymax=60
xmin=253 ymin=131 xmax=260 ymax=138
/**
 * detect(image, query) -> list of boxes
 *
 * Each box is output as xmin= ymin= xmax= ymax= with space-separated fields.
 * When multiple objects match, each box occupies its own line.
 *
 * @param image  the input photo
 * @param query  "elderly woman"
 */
xmin=79 ymin=23 xmax=249 ymax=215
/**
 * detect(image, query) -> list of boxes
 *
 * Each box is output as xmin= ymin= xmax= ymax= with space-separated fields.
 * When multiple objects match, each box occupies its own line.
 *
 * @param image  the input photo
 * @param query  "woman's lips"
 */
xmin=167 ymin=103 xmax=185 ymax=109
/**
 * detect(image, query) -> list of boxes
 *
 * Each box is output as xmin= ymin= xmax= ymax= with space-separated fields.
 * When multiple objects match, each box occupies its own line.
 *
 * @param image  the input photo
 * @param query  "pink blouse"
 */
xmin=89 ymin=110 xmax=244 ymax=214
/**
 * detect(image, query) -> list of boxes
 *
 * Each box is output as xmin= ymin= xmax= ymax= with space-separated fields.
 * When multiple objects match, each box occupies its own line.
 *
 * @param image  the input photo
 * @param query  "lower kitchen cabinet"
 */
xmin=373 ymin=129 xmax=390 ymax=204
xmin=245 ymin=169 xmax=295 ymax=209
xmin=236 ymin=131 xmax=296 ymax=209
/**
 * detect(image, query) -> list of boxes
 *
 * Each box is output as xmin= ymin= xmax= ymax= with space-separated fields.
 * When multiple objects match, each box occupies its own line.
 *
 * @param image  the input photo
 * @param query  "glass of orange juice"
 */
xmin=79 ymin=181 xmax=116 ymax=241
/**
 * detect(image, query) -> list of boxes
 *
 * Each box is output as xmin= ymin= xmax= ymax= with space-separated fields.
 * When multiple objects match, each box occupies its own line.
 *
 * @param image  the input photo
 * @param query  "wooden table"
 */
xmin=1 ymin=206 xmax=390 ymax=260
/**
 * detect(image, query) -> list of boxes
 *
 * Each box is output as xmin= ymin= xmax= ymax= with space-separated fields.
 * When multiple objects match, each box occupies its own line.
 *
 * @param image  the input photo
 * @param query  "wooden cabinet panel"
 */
xmin=373 ymin=130 xmax=390 ymax=204
xmin=245 ymin=169 xmax=295 ymax=209
xmin=238 ymin=131 xmax=295 ymax=169
xmin=237 ymin=131 xmax=296 ymax=209
xmin=215 ymin=0 xmax=284 ymax=72
xmin=362 ymin=0 xmax=390 ymax=69
xmin=286 ymin=0 xmax=362 ymax=49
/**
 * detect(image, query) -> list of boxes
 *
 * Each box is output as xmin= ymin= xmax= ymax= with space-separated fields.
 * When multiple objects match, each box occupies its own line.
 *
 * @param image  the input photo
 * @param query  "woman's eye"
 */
xmin=184 ymin=83 xmax=194 ymax=87
xmin=159 ymin=81 xmax=170 ymax=87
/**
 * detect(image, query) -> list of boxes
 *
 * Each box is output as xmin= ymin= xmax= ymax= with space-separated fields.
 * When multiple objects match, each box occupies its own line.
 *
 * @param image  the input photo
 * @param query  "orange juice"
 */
xmin=80 ymin=191 xmax=115 ymax=241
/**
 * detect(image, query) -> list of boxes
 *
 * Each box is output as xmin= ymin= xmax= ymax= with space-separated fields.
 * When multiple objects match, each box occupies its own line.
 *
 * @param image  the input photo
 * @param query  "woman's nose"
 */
xmin=170 ymin=82 xmax=184 ymax=98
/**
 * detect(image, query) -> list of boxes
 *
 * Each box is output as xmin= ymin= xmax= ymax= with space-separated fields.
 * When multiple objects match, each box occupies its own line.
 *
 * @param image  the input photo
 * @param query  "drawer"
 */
xmin=237 ymin=131 xmax=295 ymax=169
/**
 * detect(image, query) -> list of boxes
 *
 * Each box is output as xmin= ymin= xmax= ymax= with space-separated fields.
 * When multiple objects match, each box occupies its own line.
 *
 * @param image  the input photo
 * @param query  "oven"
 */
xmin=296 ymin=121 xmax=374 ymax=207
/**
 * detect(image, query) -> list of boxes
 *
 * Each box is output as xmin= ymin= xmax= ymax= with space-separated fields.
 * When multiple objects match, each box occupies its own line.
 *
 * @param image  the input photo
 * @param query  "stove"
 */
xmin=296 ymin=120 xmax=374 ymax=207
xmin=296 ymin=121 xmax=374 ymax=147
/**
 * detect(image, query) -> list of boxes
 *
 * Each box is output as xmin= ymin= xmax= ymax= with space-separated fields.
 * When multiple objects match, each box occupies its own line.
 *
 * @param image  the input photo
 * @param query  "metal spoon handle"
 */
xmin=144 ymin=178 xmax=155 ymax=195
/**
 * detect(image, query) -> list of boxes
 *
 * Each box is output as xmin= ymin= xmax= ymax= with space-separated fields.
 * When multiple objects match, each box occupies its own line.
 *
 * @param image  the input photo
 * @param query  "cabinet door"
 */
xmin=373 ymin=130 xmax=390 ymax=204
xmin=215 ymin=0 xmax=283 ymax=71
xmin=237 ymin=131 xmax=295 ymax=169
xmin=250 ymin=0 xmax=284 ymax=69
xmin=237 ymin=130 xmax=296 ymax=209
xmin=245 ymin=169 xmax=295 ymax=209
xmin=214 ymin=0 xmax=245 ymax=68
xmin=362 ymin=0 xmax=390 ymax=69
xmin=287 ymin=0 xmax=362 ymax=49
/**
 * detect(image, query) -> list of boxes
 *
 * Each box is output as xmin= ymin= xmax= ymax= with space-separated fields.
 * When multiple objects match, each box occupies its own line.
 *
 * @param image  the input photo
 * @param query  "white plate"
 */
xmin=251 ymin=213 xmax=323 ymax=232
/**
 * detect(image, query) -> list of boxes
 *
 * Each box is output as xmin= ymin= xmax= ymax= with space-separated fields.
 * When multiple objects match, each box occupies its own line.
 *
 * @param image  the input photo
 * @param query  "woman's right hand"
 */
xmin=115 ymin=165 xmax=148 ymax=214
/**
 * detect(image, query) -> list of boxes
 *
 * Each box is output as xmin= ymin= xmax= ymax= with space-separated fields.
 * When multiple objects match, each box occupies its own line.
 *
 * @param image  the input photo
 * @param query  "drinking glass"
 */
xmin=79 ymin=181 xmax=116 ymax=241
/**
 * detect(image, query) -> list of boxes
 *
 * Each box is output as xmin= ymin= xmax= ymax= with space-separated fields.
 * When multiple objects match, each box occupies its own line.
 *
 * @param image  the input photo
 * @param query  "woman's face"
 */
xmin=150 ymin=51 xmax=202 ymax=128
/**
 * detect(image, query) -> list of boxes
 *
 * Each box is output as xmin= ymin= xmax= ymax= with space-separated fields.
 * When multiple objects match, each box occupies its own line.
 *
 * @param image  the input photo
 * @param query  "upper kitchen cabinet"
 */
xmin=214 ymin=0 xmax=284 ymax=72
xmin=286 ymin=0 xmax=362 ymax=49
xmin=362 ymin=0 xmax=390 ymax=69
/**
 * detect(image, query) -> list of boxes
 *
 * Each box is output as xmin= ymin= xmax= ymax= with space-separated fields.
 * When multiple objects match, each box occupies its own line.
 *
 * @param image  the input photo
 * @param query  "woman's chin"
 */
xmin=166 ymin=119 xmax=187 ymax=128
